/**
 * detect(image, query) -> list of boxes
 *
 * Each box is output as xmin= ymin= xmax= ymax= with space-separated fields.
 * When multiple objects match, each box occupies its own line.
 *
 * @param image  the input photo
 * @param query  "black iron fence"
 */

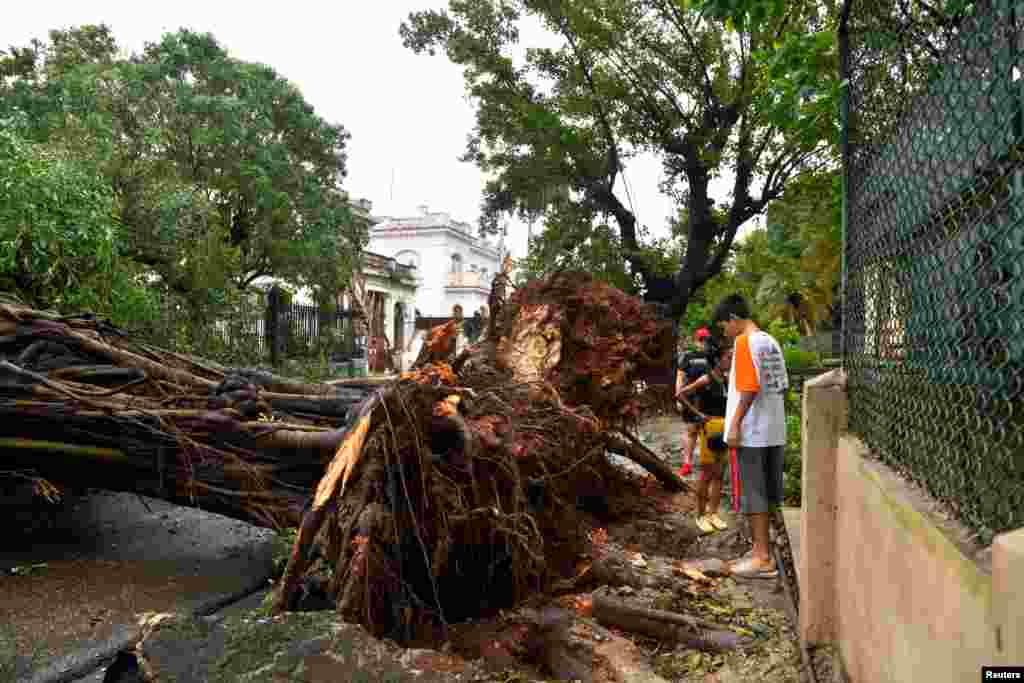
xmin=840 ymin=0 xmax=1024 ymax=542
xmin=134 ymin=286 xmax=357 ymax=368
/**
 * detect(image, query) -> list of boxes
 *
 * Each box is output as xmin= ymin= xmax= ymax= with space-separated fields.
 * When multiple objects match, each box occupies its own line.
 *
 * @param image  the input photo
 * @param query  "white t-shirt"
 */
xmin=725 ymin=330 xmax=788 ymax=447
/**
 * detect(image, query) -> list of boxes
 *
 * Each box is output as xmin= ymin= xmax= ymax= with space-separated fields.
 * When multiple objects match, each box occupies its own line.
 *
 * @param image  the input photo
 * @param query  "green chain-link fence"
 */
xmin=841 ymin=0 xmax=1024 ymax=543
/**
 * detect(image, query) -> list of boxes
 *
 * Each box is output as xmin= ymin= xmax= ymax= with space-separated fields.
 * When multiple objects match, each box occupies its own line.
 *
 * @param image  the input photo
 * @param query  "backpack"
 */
xmin=679 ymin=351 xmax=710 ymax=384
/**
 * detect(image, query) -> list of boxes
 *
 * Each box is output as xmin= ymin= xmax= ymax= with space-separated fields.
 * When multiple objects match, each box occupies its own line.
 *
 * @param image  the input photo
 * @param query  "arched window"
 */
xmin=394 ymin=250 xmax=420 ymax=270
xmin=450 ymin=254 xmax=463 ymax=274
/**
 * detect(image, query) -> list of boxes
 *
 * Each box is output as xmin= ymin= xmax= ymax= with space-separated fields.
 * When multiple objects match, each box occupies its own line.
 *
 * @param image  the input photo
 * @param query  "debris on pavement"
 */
xmin=3 ymin=276 xmax=808 ymax=682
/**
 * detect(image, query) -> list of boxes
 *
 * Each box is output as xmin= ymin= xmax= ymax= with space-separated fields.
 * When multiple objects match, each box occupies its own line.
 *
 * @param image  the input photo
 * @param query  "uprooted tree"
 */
xmin=0 ymin=273 xmax=695 ymax=642
xmin=270 ymin=272 xmax=688 ymax=634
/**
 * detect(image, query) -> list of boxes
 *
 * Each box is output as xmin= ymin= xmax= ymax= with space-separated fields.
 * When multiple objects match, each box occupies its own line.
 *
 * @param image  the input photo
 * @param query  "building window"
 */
xmin=451 ymin=254 xmax=463 ymax=274
xmin=394 ymin=250 xmax=419 ymax=270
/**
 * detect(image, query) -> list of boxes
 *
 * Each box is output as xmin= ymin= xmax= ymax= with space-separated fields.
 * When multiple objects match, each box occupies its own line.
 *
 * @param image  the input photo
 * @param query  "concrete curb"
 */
xmin=23 ymin=572 xmax=274 ymax=683
xmin=23 ymin=625 xmax=141 ymax=683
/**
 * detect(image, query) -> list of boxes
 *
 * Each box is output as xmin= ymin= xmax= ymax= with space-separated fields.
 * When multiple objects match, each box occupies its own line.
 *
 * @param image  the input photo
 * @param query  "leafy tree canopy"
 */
xmin=1 ymin=25 xmax=363 ymax=309
xmin=0 ymin=115 xmax=157 ymax=321
xmin=682 ymin=167 xmax=841 ymax=336
xmin=402 ymin=0 xmax=835 ymax=319
xmin=693 ymin=0 xmax=974 ymax=146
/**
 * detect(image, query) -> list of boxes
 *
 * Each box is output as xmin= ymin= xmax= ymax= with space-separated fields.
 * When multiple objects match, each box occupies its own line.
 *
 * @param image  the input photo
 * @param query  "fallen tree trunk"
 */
xmin=0 ymin=299 xmax=376 ymax=529
xmin=588 ymin=552 xmax=675 ymax=591
xmin=607 ymin=431 xmax=687 ymax=492
xmin=591 ymin=592 xmax=745 ymax=652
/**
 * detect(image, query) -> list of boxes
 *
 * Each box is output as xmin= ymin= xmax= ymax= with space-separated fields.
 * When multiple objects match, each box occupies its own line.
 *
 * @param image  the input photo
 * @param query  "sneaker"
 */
xmin=695 ymin=515 xmax=716 ymax=534
xmin=708 ymin=513 xmax=729 ymax=530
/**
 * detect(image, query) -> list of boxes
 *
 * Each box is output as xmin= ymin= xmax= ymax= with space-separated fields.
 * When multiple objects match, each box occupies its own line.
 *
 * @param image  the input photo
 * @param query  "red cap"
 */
xmin=695 ymin=328 xmax=711 ymax=340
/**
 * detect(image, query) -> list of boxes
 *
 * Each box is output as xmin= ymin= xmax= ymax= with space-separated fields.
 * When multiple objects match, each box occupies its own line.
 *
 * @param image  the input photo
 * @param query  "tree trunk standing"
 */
xmin=399 ymin=2 xmax=831 ymax=366
xmin=185 ymin=299 xmax=209 ymax=355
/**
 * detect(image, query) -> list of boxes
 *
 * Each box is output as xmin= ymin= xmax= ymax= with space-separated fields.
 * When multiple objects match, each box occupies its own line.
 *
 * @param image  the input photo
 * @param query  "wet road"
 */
xmin=1 ymin=490 xmax=277 ymax=681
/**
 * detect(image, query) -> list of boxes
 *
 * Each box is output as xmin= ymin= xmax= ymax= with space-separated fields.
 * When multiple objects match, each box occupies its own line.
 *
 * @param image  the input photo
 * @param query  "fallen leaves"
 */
xmin=432 ymin=394 xmax=461 ymax=417
xmin=400 ymin=362 xmax=457 ymax=386
xmin=629 ymin=552 xmax=648 ymax=568
xmin=426 ymin=321 xmax=458 ymax=355
xmin=471 ymin=414 xmax=505 ymax=449
xmin=7 ymin=562 xmax=48 ymax=576
xmin=675 ymin=566 xmax=714 ymax=585
xmin=574 ymin=559 xmax=593 ymax=578
xmin=574 ymin=595 xmax=594 ymax=617
xmin=32 ymin=477 xmax=62 ymax=503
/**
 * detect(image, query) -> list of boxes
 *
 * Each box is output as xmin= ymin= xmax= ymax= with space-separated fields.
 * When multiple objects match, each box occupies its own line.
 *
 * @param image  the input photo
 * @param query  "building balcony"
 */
xmin=447 ymin=271 xmax=491 ymax=289
xmin=362 ymin=252 xmax=416 ymax=282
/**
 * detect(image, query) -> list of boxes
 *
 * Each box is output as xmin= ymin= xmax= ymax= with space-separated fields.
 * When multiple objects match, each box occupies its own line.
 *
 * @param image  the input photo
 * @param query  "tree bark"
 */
xmin=592 ymin=592 xmax=745 ymax=652
xmin=606 ymin=432 xmax=687 ymax=492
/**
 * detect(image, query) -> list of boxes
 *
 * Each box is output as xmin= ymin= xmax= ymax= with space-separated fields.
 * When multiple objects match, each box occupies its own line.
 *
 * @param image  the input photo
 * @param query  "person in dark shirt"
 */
xmin=676 ymin=343 xmax=731 ymax=533
xmin=675 ymin=328 xmax=711 ymax=477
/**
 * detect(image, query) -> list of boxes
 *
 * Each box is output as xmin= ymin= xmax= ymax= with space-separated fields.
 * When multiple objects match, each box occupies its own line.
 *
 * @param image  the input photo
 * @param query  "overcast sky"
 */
xmin=6 ymin=1 xmax=755 ymax=259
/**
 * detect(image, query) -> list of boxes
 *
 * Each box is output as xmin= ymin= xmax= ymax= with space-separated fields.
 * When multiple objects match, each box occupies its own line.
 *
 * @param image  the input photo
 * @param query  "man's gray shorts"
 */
xmin=735 ymin=445 xmax=784 ymax=514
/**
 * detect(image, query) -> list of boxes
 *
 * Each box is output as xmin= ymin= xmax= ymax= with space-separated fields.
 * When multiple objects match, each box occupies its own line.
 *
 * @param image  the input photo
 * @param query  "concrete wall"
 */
xmin=370 ymin=230 xmax=449 ymax=316
xmin=800 ymin=370 xmax=1024 ymax=682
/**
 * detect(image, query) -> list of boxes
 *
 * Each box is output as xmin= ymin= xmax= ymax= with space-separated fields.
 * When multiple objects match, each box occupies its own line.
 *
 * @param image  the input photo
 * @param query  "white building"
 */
xmin=251 ymin=198 xmax=419 ymax=372
xmin=368 ymin=205 xmax=503 ymax=319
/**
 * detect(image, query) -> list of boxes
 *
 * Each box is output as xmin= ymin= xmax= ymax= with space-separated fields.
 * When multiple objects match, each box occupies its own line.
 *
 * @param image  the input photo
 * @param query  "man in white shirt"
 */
xmin=714 ymin=294 xmax=788 ymax=579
